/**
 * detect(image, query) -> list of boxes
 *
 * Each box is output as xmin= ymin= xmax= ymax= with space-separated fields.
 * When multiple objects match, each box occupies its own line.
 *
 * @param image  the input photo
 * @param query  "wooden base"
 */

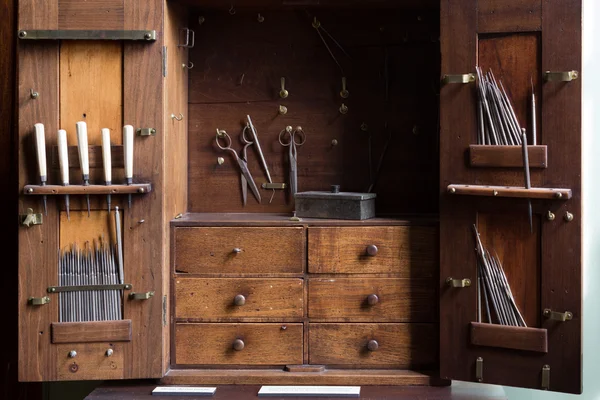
xmin=162 ymin=368 xmax=443 ymax=386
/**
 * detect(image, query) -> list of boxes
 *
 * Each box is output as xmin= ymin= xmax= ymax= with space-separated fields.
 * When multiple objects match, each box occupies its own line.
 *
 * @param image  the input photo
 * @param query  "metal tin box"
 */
xmin=295 ymin=186 xmax=376 ymax=220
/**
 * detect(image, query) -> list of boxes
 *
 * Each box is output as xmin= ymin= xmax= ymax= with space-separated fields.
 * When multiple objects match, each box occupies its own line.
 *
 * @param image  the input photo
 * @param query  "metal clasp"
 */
xmin=541 ymin=365 xmax=550 ymax=390
xmin=129 ymin=291 xmax=155 ymax=300
xmin=446 ymin=277 xmax=471 ymax=288
xmin=544 ymin=71 xmax=578 ymax=82
xmin=178 ymin=28 xmax=195 ymax=48
xmin=475 ymin=357 xmax=483 ymax=382
xmin=28 ymin=296 xmax=50 ymax=306
xmin=136 ymin=128 xmax=156 ymax=137
xmin=20 ymin=208 xmax=43 ymax=227
xmin=442 ymin=73 xmax=476 ymax=84
xmin=543 ymin=308 xmax=572 ymax=321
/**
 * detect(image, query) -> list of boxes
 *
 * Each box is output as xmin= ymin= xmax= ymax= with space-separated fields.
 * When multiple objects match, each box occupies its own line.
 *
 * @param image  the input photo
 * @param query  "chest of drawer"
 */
xmin=174 ymin=227 xmax=305 ymax=274
xmin=175 ymin=323 xmax=303 ymax=365
xmin=308 ymin=278 xmax=435 ymax=322
xmin=308 ymin=226 xmax=436 ymax=275
xmin=175 ymin=278 xmax=304 ymax=319
xmin=308 ymin=323 xmax=436 ymax=368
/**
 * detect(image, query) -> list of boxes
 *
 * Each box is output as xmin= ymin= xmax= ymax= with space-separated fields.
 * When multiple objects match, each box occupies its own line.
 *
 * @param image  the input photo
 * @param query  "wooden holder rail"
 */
xmin=469 ymin=145 xmax=548 ymax=168
xmin=51 ymin=320 xmax=132 ymax=344
xmin=470 ymin=322 xmax=548 ymax=353
xmin=23 ymin=183 xmax=152 ymax=195
xmin=447 ymin=184 xmax=571 ymax=200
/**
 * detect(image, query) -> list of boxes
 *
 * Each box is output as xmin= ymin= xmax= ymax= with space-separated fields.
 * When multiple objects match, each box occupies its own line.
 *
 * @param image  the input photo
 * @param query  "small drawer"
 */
xmin=175 ymin=278 xmax=304 ymax=320
xmin=308 ymin=278 xmax=435 ymax=322
xmin=309 ymin=323 xmax=436 ymax=368
xmin=174 ymin=227 xmax=305 ymax=275
xmin=308 ymin=226 xmax=436 ymax=276
xmin=175 ymin=323 xmax=303 ymax=365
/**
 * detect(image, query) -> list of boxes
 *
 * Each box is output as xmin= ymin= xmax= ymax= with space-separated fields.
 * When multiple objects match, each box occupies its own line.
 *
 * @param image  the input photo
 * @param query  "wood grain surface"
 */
xmin=470 ymin=322 xmax=547 ymax=353
xmin=51 ymin=320 xmax=132 ymax=344
xmin=174 ymin=227 xmax=305 ymax=275
xmin=478 ymin=0 xmax=542 ymax=33
xmin=308 ymin=278 xmax=435 ymax=322
xmin=175 ymin=278 xmax=303 ymax=319
xmin=56 ymin=342 xmax=124 ymax=380
xmin=469 ymin=145 xmax=547 ymax=168
xmin=58 ymin=0 xmax=124 ymax=30
xmin=175 ymin=323 xmax=303 ymax=365
xmin=308 ymin=226 xmax=436 ymax=276
xmin=309 ymin=323 xmax=436 ymax=368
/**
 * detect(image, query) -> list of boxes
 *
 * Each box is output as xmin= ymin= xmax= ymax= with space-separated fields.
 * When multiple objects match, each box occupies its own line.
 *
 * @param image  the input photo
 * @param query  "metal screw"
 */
xmin=68 ymin=350 xmax=77 ymax=358
xmin=412 ymin=125 xmax=420 ymax=135
xmin=18 ymin=30 xmax=27 ymax=38
xmin=340 ymin=77 xmax=350 ymax=98
xmin=449 ymin=187 xmax=456 ymax=194
xmin=339 ymin=103 xmax=348 ymax=114
xmin=217 ymin=157 xmax=225 ymax=165
xmin=555 ymin=192 xmax=563 ymax=199
xmin=138 ymin=188 xmax=145 ymax=193
xmin=175 ymin=213 xmax=183 ymax=219
xmin=151 ymin=128 xmax=156 ymax=134
xmin=27 ymin=188 xmax=34 ymax=193
xmin=198 ymin=16 xmax=205 ymax=25
xmin=144 ymin=32 xmax=153 ymax=40
xmin=564 ymin=212 xmax=574 ymax=222
xmin=138 ymin=219 xmax=145 ymax=224
xmin=361 ymin=123 xmax=369 ymax=132
xmin=30 ymin=89 xmax=39 ymax=99
xmin=546 ymin=211 xmax=555 ymax=221
xmin=257 ymin=13 xmax=264 ymax=22
xmin=50 ymin=287 xmax=56 ymax=293
xmin=331 ymin=139 xmax=338 ymax=147
xmin=106 ymin=349 xmax=114 ymax=357
xmin=278 ymin=105 xmax=288 ymax=115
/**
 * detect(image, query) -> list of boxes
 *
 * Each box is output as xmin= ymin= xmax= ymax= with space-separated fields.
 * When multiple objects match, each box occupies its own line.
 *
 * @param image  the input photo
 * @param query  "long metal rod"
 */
xmin=521 ymin=129 xmax=533 ymax=233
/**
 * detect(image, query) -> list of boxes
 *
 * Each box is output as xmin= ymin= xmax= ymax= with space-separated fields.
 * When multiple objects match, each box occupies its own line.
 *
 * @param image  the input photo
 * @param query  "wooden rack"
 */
xmin=447 ymin=184 xmax=571 ymax=200
xmin=23 ymin=183 xmax=152 ymax=195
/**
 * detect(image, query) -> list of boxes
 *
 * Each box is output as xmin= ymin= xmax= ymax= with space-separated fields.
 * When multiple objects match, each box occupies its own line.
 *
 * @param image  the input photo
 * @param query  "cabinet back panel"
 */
xmin=187 ymin=8 xmax=439 ymax=214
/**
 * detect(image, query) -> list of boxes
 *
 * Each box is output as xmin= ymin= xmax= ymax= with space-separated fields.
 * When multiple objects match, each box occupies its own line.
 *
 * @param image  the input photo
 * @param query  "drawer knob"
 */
xmin=233 ymin=339 xmax=245 ymax=351
xmin=367 ymin=294 xmax=379 ymax=305
xmin=366 ymin=245 xmax=378 ymax=256
xmin=367 ymin=340 xmax=379 ymax=352
xmin=232 ymin=248 xmax=243 ymax=254
xmin=234 ymin=294 xmax=246 ymax=306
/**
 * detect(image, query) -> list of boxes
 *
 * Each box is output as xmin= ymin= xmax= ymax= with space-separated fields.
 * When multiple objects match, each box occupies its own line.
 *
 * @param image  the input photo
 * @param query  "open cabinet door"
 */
xmin=439 ymin=0 xmax=582 ymax=394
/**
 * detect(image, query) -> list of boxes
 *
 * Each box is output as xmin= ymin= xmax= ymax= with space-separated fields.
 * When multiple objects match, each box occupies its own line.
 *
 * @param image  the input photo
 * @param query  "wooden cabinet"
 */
xmin=14 ymin=0 xmax=582 ymax=395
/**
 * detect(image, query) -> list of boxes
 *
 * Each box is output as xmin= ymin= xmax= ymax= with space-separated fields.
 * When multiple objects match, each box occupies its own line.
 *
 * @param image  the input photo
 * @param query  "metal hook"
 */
xmin=229 ymin=5 xmax=236 ymax=15
xmin=30 ymin=89 xmax=39 ymax=99
xmin=257 ymin=13 xmax=264 ymax=23
xmin=171 ymin=113 xmax=184 ymax=121
xmin=182 ymin=61 xmax=194 ymax=69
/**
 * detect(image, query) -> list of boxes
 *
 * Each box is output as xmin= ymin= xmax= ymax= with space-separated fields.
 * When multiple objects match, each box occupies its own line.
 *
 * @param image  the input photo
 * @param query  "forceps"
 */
xmin=279 ymin=126 xmax=306 ymax=199
xmin=216 ymin=129 xmax=261 ymax=204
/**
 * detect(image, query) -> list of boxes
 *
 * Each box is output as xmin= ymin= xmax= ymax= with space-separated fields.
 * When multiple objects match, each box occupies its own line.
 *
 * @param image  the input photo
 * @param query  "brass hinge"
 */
xmin=162 ymin=295 xmax=167 ymax=326
xmin=136 ymin=128 xmax=156 ymax=137
xmin=541 ymin=365 xmax=550 ymax=390
xmin=544 ymin=70 xmax=578 ymax=82
xmin=28 ymin=296 xmax=50 ymax=306
xmin=475 ymin=357 xmax=483 ymax=382
xmin=20 ymin=208 xmax=42 ymax=227
xmin=543 ymin=308 xmax=573 ymax=321
xmin=446 ymin=277 xmax=471 ymax=288
xmin=129 ymin=291 xmax=155 ymax=300
xmin=442 ymin=73 xmax=476 ymax=84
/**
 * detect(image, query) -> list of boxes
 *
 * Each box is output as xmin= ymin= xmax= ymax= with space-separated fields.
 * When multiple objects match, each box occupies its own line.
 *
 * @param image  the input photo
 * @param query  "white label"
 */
xmin=258 ymin=386 xmax=361 ymax=397
xmin=152 ymin=386 xmax=216 ymax=396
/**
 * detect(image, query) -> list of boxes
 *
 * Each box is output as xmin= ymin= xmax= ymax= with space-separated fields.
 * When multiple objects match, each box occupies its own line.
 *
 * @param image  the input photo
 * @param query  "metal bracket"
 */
xmin=541 ymin=365 xmax=550 ymax=390
xmin=262 ymin=183 xmax=287 ymax=190
xmin=136 ymin=128 xmax=156 ymax=137
xmin=28 ymin=296 xmax=50 ymax=306
xmin=544 ymin=70 xmax=578 ymax=82
xmin=129 ymin=291 xmax=155 ymax=300
xmin=162 ymin=46 xmax=167 ymax=78
xmin=20 ymin=208 xmax=42 ymax=227
xmin=475 ymin=357 xmax=483 ymax=382
xmin=163 ymin=295 xmax=168 ymax=326
xmin=442 ymin=73 xmax=476 ymax=84
xmin=47 ymin=284 xmax=132 ymax=293
xmin=446 ymin=277 xmax=471 ymax=288
xmin=18 ymin=30 xmax=156 ymax=41
xmin=543 ymin=308 xmax=573 ymax=321
xmin=178 ymin=28 xmax=195 ymax=48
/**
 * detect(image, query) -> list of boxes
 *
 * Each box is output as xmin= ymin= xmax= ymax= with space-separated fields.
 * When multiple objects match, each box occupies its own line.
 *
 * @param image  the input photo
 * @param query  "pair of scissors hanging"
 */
xmin=216 ymin=128 xmax=261 ymax=205
xmin=279 ymin=126 xmax=306 ymax=200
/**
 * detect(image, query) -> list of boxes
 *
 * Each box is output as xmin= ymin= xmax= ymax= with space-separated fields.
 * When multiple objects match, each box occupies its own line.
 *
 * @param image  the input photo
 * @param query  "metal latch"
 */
xmin=262 ymin=183 xmax=287 ymax=190
xmin=28 ymin=296 xmax=50 ymax=306
xmin=544 ymin=70 xmax=578 ymax=82
xmin=446 ymin=277 xmax=471 ymax=288
xmin=475 ymin=357 xmax=483 ymax=382
xmin=129 ymin=291 xmax=155 ymax=300
xmin=543 ymin=308 xmax=573 ymax=321
xmin=442 ymin=73 xmax=476 ymax=84
xmin=541 ymin=365 xmax=550 ymax=390
xmin=136 ymin=128 xmax=156 ymax=137
xmin=178 ymin=28 xmax=195 ymax=48
xmin=20 ymin=208 xmax=43 ymax=227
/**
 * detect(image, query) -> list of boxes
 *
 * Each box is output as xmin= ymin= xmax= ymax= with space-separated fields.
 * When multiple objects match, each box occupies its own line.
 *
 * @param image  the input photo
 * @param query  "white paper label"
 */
xmin=152 ymin=386 xmax=216 ymax=396
xmin=258 ymin=386 xmax=361 ymax=397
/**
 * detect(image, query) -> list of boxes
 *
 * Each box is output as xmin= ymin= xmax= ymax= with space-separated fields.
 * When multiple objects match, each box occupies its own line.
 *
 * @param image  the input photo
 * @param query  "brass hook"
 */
xmin=171 ymin=113 xmax=184 ymax=121
xmin=30 ymin=89 xmax=39 ymax=99
xmin=229 ymin=5 xmax=236 ymax=15
xmin=257 ymin=13 xmax=264 ymax=23
xmin=182 ymin=61 xmax=194 ymax=69
xmin=280 ymin=77 xmax=289 ymax=99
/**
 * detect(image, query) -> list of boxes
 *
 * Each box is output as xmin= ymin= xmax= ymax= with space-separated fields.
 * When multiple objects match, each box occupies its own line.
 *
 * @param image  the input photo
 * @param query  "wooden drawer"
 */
xmin=308 ymin=226 xmax=436 ymax=276
xmin=174 ymin=227 xmax=305 ymax=274
xmin=175 ymin=323 xmax=303 ymax=365
xmin=175 ymin=278 xmax=304 ymax=320
xmin=308 ymin=278 xmax=435 ymax=322
xmin=309 ymin=323 xmax=436 ymax=368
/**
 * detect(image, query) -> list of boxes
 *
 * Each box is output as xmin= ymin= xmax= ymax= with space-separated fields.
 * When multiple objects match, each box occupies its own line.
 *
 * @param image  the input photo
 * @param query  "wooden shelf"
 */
xmin=23 ymin=183 xmax=151 ymax=196
xmin=447 ymin=184 xmax=571 ymax=200
xmin=469 ymin=145 xmax=548 ymax=168
xmin=470 ymin=322 xmax=548 ymax=353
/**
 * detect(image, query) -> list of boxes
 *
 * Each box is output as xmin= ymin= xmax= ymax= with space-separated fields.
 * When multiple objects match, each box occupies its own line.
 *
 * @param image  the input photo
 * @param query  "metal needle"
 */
xmin=521 ymin=129 xmax=533 ymax=233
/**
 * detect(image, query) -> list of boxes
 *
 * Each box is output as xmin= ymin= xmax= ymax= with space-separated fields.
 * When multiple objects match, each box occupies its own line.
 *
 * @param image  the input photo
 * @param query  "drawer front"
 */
xmin=308 ymin=278 xmax=435 ymax=322
xmin=309 ymin=323 xmax=436 ymax=368
xmin=308 ymin=226 xmax=436 ymax=276
xmin=175 ymin=323 xmax=303 ymax=365
xmin=174 ymin=227 xmax=305 ymax=274
xmin=175 ymin=278 xmax=304 ymax=319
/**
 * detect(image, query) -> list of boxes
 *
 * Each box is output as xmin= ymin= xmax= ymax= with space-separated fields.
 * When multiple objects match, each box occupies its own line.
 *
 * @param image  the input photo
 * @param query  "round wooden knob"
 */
xmin=234 ymin=294 xmax=246 ymax=306
xmin=366 ymin=245 xmax=378 ymax=256
xmin=367 ymin=294 xmax=379 ymax=306
xmin=367 ymin=340 xmax=379 ymax=352
xmin=233 ymin=339 xmax=245 ymax=351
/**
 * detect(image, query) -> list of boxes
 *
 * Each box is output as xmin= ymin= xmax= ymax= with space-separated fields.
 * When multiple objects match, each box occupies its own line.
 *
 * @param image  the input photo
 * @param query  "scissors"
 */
xmin=216 ymin=129 xmax=261 ymax=204
xmin=278 ymin=126 xmax=306 ymax=198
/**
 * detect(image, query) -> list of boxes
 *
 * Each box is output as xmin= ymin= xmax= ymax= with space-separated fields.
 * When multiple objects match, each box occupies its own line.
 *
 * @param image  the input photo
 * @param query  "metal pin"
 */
xmin=521 ymin=129 xmax=533 ymax=233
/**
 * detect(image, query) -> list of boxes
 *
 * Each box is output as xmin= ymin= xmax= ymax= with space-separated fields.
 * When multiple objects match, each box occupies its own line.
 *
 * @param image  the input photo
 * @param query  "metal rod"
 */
xmin=521 ymin=129 xmax=533 ymax=233
xmin=246 ymin=115 xmax=272 ymax=184
xmin=531 ymin=78 xmax=537 ymax=145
